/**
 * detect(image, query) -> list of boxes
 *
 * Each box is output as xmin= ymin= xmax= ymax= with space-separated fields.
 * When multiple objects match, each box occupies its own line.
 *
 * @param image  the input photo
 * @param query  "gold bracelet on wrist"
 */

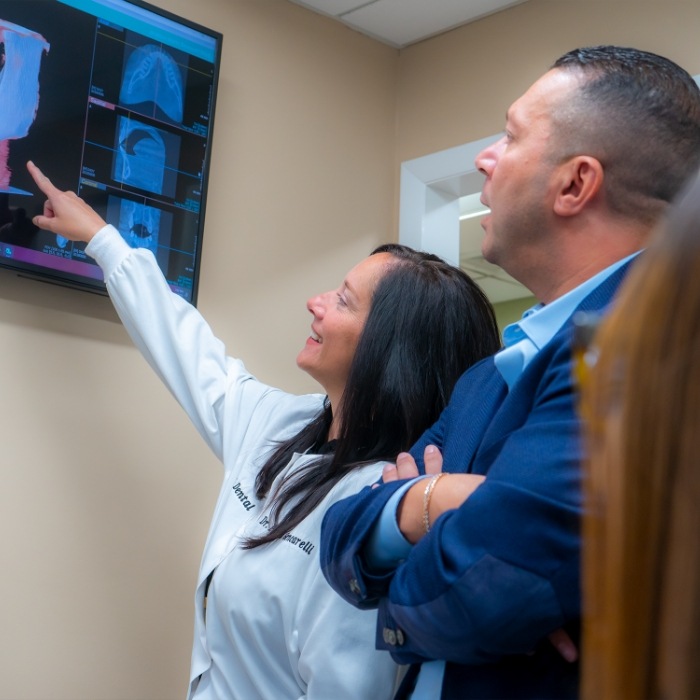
xmin=422 ymin=473 xmax=445 ymax=534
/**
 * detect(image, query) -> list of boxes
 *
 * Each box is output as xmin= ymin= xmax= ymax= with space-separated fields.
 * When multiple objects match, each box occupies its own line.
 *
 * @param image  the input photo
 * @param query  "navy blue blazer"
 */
xmin=320 ymin=262 xmax=631 ymax=699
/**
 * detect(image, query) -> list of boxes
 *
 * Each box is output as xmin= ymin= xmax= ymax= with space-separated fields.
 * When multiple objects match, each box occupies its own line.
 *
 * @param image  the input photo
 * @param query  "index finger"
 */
xmin=423 ymin=444 xmax=444 ymax=475
xmin=395 ymin=451 xmax=420 ymax=480
xmin=26 ymin=161 xmax=59 ymax=197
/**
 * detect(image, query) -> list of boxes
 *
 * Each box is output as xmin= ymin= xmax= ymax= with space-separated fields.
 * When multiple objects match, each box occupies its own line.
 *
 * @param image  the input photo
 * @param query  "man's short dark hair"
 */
xmin=551 ymin=46 xmax=700 ymax=224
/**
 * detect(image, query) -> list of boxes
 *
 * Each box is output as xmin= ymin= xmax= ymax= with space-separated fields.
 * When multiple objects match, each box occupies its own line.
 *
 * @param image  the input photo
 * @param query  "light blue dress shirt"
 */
xmin=365 ymin=253 xmax=638 ymax=698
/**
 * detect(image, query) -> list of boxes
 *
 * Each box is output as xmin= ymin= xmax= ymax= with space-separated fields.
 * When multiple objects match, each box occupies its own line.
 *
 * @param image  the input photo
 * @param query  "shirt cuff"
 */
xmin=85 ymin=224 xmax=132 ymax=280
xmin=363 ymin=476 xmax=429 ymax=571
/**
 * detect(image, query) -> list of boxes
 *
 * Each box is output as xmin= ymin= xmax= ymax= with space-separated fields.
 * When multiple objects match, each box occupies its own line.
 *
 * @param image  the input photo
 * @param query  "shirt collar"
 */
xmin=495 ymin=252 xmax=639 ymax=388
xmin=505 ymin=251 xmax=640 ymax=352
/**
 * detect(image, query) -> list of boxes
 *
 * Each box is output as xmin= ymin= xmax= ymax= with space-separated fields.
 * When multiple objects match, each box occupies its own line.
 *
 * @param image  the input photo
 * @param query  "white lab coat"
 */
xmin=86 ymin=226 xmax=400 ymax=699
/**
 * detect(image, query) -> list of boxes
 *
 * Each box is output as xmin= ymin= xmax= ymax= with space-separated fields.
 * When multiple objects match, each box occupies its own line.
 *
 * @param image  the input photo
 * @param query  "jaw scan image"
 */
xmin=117 ymin=198 xmax=161 ymax=255
xmin=0 ymin=19 xmax=50 ymax=194
xmin=112 ymin=115 xmax=181 ymax=198
xmin=119 ymin=44 xmax=185 ymax=125
xmin=114 ymin=118 xmax=167 ymax=194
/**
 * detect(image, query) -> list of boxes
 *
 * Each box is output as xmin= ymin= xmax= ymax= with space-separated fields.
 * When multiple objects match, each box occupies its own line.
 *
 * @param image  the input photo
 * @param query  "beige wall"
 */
xmin=396 ymin=0 xmax=700 ymax=163
xmin=494 ymin=295 xmax=537 ymax=331
xmin=1 ymin=0 xmax=699 ymax=697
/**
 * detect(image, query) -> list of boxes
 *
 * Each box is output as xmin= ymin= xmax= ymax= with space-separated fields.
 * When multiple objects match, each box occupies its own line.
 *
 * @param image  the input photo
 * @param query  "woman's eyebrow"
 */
xmin=342 ymin=278 xmax=363 ymax=306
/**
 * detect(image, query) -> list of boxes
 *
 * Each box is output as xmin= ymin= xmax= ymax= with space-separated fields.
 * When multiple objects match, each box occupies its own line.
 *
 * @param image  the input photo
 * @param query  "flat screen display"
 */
xmin=0 ymin=0 xmax=222 ymax=304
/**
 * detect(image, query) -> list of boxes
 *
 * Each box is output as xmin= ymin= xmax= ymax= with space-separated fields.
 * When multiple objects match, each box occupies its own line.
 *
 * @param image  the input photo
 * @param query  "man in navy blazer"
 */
xmin=320 ymin=46 xmax=700 ymax=699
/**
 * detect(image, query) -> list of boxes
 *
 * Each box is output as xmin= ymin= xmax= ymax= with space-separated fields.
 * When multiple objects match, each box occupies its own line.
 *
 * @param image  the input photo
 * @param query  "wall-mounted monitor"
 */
xmin=0 ymin=0 xmax=223 ymax=305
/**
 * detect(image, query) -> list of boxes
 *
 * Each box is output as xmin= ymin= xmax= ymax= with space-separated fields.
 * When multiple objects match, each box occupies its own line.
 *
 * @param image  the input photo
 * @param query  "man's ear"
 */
xmin=553 ymin=156 xmax=604 ymax=217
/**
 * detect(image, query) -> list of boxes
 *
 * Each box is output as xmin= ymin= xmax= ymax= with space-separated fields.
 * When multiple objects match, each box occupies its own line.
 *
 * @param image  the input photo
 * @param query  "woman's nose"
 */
xmin=307 ymin=292 xmax=328 ymax=317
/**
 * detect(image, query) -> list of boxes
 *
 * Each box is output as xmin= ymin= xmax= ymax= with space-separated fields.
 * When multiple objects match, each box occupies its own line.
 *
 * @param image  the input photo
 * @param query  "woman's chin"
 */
xmin=296 ymin=353 xmax=316 ymax=379
xmin=296 ymin=350 xmax=309 ymax=372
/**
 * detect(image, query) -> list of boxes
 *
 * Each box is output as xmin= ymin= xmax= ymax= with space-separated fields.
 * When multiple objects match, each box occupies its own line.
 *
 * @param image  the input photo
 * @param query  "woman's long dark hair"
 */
xmin=244 ymin=244 xmax=501 ymax=548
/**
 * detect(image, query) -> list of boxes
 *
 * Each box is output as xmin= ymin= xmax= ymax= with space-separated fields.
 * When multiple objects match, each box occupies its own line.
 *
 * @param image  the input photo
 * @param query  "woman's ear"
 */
xmin=554 ymin=156 xmax=604 ymax=217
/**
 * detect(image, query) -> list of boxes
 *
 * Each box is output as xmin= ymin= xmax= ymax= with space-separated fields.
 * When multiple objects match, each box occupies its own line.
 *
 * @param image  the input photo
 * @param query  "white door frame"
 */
xmin=398 ymin=133 xmax=499 ymax=266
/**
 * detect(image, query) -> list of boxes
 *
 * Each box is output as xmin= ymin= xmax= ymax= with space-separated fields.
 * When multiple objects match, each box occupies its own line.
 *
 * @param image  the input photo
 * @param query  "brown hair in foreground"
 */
xmin=581 ymin=169 xmax=700 ymax=700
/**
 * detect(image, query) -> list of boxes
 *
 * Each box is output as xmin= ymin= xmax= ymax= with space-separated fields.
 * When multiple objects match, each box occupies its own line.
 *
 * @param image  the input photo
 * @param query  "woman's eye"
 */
xmin=336 ymin=293 xmax=347 ymax=308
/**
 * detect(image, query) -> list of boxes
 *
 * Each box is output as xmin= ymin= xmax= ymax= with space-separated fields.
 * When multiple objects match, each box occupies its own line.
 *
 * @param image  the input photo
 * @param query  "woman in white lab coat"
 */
xmin=27 ymin=161 xmax=501 ymax=699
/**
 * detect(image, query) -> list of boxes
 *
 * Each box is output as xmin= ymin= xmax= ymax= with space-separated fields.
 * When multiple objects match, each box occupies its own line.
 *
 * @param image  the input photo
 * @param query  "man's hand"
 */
xmin=27 ymin=161 xmax=107 ymax=242
xmin=379 ymin=445 xmax=486 ymax=544
xmin=547 ymin=628 xmax=579 ymax=663
xmin=381 ymin=444 xmax=443 ymax=482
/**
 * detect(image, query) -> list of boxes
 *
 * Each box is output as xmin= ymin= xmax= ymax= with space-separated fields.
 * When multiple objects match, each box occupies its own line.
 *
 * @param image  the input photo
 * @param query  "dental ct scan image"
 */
xmin=0 ymin=0 xmax=222 ymax=303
